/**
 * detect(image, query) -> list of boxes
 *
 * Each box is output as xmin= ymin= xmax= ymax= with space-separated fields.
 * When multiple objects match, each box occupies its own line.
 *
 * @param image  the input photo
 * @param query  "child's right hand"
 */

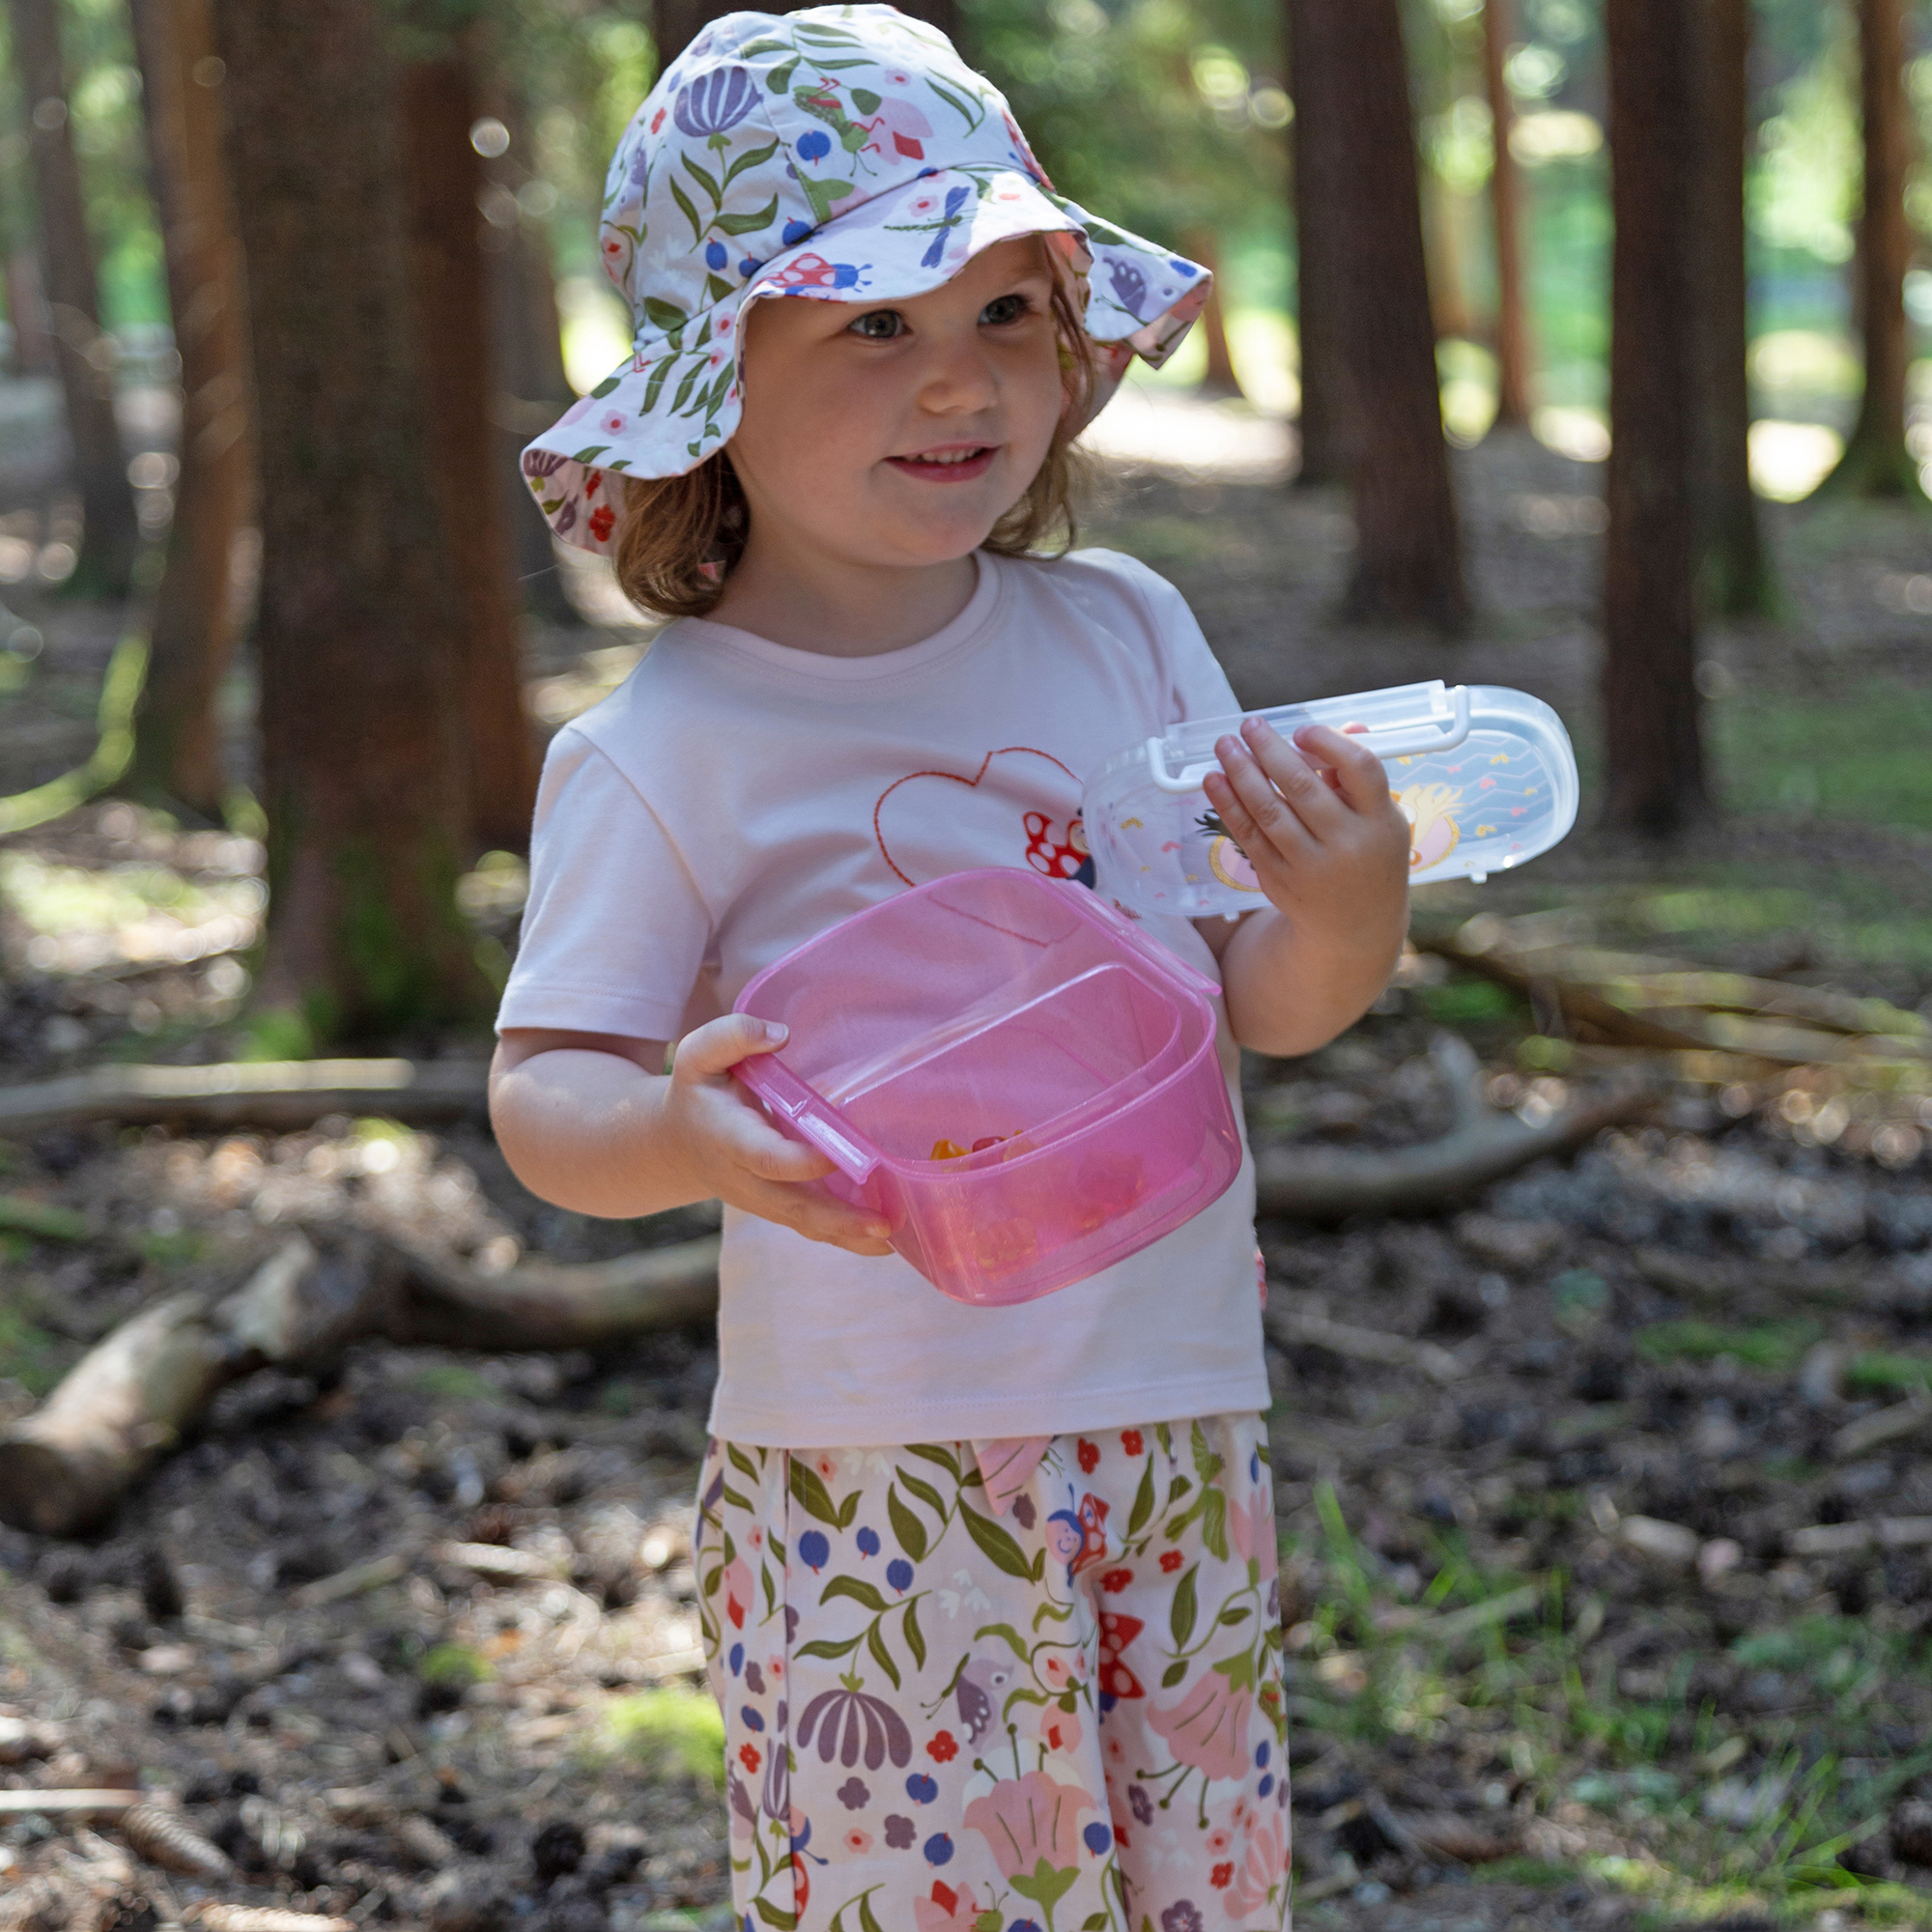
xmin=667 ymin=1015 xmax=896 ymax=1258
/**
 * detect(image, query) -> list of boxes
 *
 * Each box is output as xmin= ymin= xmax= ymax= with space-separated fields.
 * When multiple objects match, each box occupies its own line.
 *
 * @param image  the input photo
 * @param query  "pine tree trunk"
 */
xmin=1482 ymin=0 xmax=1532 ymax=427
xmin=1181 ymin=230 xmax=1242 ymax=396
xmin=481 ymin=83 xmax=581 ymax=629
xmin=212 ymin=0 xmax=491 ymax=1042
xmin=1603 ymin=0 xmax=1707 ymax=836
xmin=1284 ymin=0 xmax=1355 ymax=486
xmin=123 ymin=0 xmax=253 ymax=819
xmin=1689 ymin=0 xmax=1776 ymax=616
xmin=1422 ymin=175 xmax=1476 ymax=342
xmin=9 ymin=0 xmax=139 ymax=597
xmin=399 ymin=49 xmax=539 ymax=856
xmin=5 ymin=250 xmax=56 ymax=376
xmin=1312 ymin=0 xmax=1469 ymax=628
xmin=1820 ymin=0 xmax=1921 ymax=499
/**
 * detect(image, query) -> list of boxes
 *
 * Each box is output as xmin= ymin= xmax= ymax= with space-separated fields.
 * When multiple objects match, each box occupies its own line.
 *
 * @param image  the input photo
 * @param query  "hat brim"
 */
xmin=522 ymin=167 xmax=1210 ymax=554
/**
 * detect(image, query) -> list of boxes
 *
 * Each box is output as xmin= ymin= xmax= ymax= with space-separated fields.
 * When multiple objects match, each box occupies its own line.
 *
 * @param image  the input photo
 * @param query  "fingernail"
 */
xmin=760 ymin=1020 xmax=788 ymax=1045
xmin=867 ymin=1223 xmax=890 ymax=1239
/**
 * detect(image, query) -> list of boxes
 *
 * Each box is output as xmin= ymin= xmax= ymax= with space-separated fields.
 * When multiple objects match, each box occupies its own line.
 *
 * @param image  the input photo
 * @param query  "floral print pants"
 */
xmin=696 ymin=1412 xmax=1291 ymax=1932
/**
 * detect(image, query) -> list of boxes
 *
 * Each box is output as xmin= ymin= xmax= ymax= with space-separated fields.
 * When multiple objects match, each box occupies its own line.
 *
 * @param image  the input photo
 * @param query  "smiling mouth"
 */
xmin=886 ymin=445 xmax=998 ymax=481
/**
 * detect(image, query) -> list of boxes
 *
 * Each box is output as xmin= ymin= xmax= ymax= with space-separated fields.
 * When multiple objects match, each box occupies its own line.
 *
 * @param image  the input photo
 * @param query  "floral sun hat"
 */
xmin=523 ymin=3 xmax=1211 ymax=553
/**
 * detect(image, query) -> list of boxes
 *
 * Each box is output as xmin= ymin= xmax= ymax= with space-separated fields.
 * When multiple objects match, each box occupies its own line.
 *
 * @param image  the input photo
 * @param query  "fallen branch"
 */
xmin=1253 ymin=1033 xmax=1658 ymax=1222
xmin=192 ymin=1911 xmax=356 ymax=1932
xmin=0 ymin=1228 xmax=723 ymax=1539
xmin=1416 ymin=923 xmax=1931 ymax=1066
xmin=1790 ymin=1516 xmax=1932 ymax=1557
xmin=1834 ymin=1395 xmax=1932 ymax=1461
xmin=0 ymin=1791 xmax=143 ymax=1814
xmin=0 ymin=1234 xmax=381 ymax=1537
xmin=1265 ymin=1293 xmax=1467 ymax=1385
xmin=0 ymin=1057 xmax=490 ymax=1138
xmin=380 ymin=1231 xmax=721 ymax=1351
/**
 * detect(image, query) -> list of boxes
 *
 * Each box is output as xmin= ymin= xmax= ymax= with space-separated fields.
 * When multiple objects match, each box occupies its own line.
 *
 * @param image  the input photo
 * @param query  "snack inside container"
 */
xmin=1083 ymin=680 xmax=1579 ymax=919
xmin=730 ymin=868 xmax=1242 ymax=1306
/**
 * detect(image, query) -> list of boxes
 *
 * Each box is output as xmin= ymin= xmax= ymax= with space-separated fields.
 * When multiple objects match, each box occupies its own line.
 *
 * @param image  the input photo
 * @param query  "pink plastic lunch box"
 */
xmin=729 ymin=868 xmax=1242 ymax=1306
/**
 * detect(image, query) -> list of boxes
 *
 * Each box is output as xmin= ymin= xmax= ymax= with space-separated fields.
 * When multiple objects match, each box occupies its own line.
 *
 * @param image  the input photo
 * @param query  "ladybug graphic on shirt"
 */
xmin=871 ymin=747 xmax=1097 ymax=889
xmin=1024 ymin=810 xmax=1095 ymax=889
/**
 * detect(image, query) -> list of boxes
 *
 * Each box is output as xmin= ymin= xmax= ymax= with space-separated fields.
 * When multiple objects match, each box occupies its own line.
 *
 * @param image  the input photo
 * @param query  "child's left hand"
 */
xmin=1202 ymin=715 xmax=1411 ymax=941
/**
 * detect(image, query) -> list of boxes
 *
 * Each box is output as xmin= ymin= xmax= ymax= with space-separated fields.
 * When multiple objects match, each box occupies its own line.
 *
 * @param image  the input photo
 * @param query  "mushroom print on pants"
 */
xmin=696 ymin=1413 xmax=1292 ymax=1932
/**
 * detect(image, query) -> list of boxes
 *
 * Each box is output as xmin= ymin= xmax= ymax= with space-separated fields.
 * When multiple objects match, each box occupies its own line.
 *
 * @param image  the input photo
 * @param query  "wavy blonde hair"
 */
xmin=611 ymin=268 xmax=1097 ymax=620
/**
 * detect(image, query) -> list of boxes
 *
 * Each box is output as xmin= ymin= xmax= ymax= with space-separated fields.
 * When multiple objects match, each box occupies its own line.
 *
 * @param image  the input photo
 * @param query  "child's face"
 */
xmin=728 ymin=236 xmax=1065 ymax=572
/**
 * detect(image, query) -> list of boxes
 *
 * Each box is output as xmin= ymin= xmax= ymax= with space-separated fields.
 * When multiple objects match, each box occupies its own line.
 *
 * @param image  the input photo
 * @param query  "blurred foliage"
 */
xmin=961 ymin=0 xmax=1287 ymax=259
xmin=0 ymin=0 xmax=162 ymax=324
xmin=0 ymin=0 xmax=1925 ymax=409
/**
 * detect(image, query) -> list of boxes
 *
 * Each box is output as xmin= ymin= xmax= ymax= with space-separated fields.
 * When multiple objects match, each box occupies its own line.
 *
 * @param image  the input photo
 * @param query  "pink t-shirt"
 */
xmin=498 ymin=548 xmax=1267 ymax=1446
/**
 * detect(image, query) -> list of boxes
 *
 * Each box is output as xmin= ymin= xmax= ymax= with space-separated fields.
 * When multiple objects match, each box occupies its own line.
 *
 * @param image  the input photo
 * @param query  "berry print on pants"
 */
xmin=695 ymin=1412 xmax=1291 ymax=1932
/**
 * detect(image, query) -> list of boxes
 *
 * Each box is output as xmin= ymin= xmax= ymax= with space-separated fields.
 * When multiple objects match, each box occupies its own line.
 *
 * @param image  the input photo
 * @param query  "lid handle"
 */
xmin=1146 ymin=685 xmax=1475 ymax=794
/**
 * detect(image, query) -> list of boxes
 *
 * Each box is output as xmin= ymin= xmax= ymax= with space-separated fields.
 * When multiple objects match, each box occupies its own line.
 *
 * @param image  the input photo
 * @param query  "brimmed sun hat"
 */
xmin=523 ymin=3 xmax=1211 ymax=553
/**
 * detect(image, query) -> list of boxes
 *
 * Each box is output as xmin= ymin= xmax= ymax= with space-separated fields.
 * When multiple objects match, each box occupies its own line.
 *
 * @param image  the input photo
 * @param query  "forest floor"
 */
xmin=4 ymin=383 xmax=1932 ymax=1930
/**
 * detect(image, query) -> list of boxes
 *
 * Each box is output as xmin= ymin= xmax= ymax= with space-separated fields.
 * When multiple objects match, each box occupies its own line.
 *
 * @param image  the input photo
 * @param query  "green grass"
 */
xmin=1715 ymin=683 xmax=1932 ymax=831
xmin=1418 ymin=975 xmax=1524 ymax=1025
xmin=412 ymin=1364 xmax=506 ymax=1405
xmin=1846 ymin=1351 xmax=1932 ymax=1395
xmin=1280 ymin=1486 xmax=1932 ymax=1925
xmin=0 ymin=1301 xmax=71 ymax=1397
xmin=602 ymin=1686 xmax=726 ymax=1789
xmin=1634 ymin=1321 xmax=1824 ymax=1374
xmin=416 ymin=1642 xmax=494 ymax=1690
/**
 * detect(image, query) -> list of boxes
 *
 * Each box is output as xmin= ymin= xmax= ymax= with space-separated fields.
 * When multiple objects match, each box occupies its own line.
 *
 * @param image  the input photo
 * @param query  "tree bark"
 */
xmin=8 ymin=0 xmax=140 ymax=597
xmin=1688 ymin=0 xmax=1776 ymax=616
xmin=1308 ymin=0 xmax=1470 ymax=628
xmin=5 ymin=249 xmax=56 ymax=376
xmin=1181 ymin=230 xmax=1242 ymax=396
xmin=1481 ymin=0 xmax=1532 ymax=426
xmin=1820 ymin=0 xmax=1921 ymax=499
xmin=656 ymin=0 xmax=962 ymax=68
xmin=1603 ymin=0 xmax=1707 ymax=836
xmin=1283 ymin=0 xmax=1355 ymax=486
xmin=481 ymin=82 xmax=581 ymax=628
xmin=213 ymin=0 xmax=493 ymax=1042
xmin=399 ymin=48 xmax=539 ymax=855
xmin=123 ymin=0 xmax=253 ymax=819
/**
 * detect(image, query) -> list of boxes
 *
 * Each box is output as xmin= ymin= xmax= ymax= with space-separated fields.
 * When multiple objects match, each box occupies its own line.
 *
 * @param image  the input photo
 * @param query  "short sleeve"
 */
xmin=496 ymin=727 xmax=710 ymax=1040
xmin=1066 ymin=548 xmax=1240 ymax=730
xmin=1124 ymin=556 xmax=1241 ymax=727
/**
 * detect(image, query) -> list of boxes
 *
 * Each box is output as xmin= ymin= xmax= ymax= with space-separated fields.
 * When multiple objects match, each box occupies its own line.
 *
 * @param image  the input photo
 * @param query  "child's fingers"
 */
xmin=730 ymin=1116 xmax=838 ymax=1184
xmin=672 ymin=1012 xmax=788 ymax=1082
xmin=733 ymin=1170 xmax=894 ymax=1254
xmin=1293 ymin=722 xmax=1395 ymax=814
xmin=1219 ymin=722 xmax=1337 ymax=843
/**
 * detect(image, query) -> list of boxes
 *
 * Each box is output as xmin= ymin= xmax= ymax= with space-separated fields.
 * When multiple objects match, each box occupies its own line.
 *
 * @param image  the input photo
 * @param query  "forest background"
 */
xmin=4 ymin=2 xmax=1932 ymax=1930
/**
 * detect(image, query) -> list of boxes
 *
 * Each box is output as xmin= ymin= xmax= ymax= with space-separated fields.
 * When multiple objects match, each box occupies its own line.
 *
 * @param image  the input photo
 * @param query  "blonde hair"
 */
xmin=611 ymin=271 xmax=1097 ymax=620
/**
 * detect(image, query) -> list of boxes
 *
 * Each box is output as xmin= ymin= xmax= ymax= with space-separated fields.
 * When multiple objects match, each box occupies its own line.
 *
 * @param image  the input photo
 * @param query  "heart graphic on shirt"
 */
xmin=873 ymin=746 xmax=1082 ymax=887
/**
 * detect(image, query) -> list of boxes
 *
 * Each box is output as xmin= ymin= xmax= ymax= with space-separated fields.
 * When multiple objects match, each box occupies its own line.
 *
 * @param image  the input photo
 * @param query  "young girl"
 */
xmin=492 ymin=10 xmax=1409 ymax=1928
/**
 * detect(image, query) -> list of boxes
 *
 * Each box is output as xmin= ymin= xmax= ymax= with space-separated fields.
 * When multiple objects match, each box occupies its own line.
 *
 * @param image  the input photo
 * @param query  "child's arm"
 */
xmin=489 ymin=1017 xmax=895 ymax=1256
xmin=1194 ymin=716 xmax=1411 ymax=1057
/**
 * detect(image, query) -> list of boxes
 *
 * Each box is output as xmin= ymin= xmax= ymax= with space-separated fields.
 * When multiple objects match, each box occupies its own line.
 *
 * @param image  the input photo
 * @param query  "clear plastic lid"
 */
xmin=1083 ymin=681 xmax=1578 ymax=919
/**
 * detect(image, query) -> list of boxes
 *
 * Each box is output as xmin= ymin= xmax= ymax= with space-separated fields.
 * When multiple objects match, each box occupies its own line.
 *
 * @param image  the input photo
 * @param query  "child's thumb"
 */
xmin=672 ymin=1012 xmax=789 ymax=1080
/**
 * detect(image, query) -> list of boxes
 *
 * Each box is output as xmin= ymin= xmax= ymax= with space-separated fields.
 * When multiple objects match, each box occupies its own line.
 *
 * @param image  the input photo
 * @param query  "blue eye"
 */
xmin=848 ymin=310 xmax=903 ymax=340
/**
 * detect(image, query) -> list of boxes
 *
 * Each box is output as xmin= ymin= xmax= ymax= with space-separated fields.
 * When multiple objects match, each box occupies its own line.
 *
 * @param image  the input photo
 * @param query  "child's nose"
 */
xmin=917 ymin=329 xmax=1000 ymax=414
